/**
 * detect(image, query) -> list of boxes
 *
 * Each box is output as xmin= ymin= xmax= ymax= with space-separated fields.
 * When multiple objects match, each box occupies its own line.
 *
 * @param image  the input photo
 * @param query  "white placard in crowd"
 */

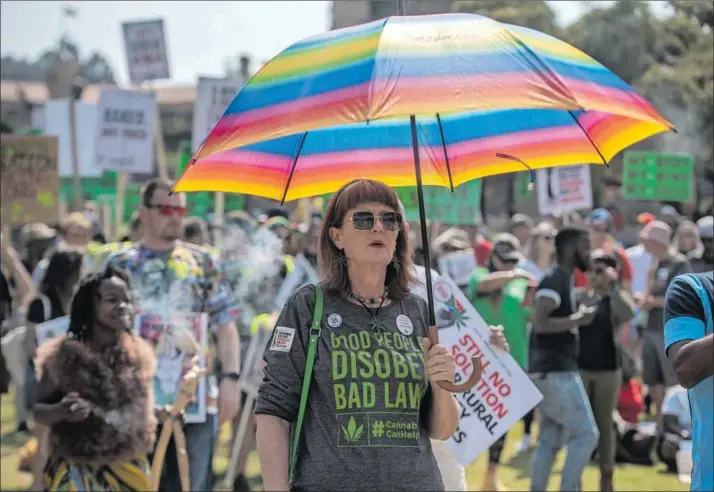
xmin=42 ymin=101 xmax=101 ymax=177
xmin=192 ymin=77 xmax=243 ymax=152
xmin=35 ymin=316 xmax=70 ymax=347
xmin=537 ymin=165 xmax=593 ymax=215
xmin=274 ymin=253 xmax=319 ymax=311
xmin=413 ymin=274 xmax=543 ymax=467
xmin=437 ymin=250 xmax=477 ymax=287
xmin=135 ymin=312 xmax=208 ymax=423
xmin=94 ymin=88 xmax=157 ymax=174
xmin=122 ymin=19 xmax=171 ymax=85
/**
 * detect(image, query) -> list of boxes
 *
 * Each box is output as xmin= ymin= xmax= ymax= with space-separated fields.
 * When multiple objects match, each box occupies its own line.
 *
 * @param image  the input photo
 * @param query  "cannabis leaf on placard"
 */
xmin=341 ymin=416 xmax=364 ymax=443
xmin=445 ymin=294 xmax=470 ymax=330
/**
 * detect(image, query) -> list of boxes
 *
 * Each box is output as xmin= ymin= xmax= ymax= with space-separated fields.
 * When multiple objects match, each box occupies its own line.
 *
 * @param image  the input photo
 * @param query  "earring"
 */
xmin=391 ymin=254 xmax=401 ymax=274
xmin=334 ymin=250 xmax=347 ymax=269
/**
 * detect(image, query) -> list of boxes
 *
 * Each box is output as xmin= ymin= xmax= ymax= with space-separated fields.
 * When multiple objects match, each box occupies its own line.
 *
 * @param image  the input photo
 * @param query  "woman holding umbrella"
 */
xmin=255 ymin=179 xmax=459 ymax=491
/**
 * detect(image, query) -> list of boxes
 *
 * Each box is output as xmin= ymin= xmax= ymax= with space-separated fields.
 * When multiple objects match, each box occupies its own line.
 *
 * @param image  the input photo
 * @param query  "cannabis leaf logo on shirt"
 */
xmin=341 ymin=416 xmax=364 ymax=443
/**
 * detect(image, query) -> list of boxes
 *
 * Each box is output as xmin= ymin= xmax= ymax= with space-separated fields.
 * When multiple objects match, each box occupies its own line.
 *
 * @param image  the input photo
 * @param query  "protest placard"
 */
xmin=192 ymin=77 xmax=243 ymax=152
xmin=412 ymin=274 xmax=542 ymax=466
xmin=437 ymin=250 xmax=477 ymax=287
xmin=135 ymin=312 xmax=208 ymax=423
xmin=35 ymin=316 xmax=70 ymax=347
xmin=122 ymin=19 xmax=170 ymax=85
xmin=621 ymin=151 xmax=694 ymax=202
xmin=43 ymin=100 xmax=102 ymax=177
xmin=94 ymin=88 xmax=157 ymax=174
xmin=0 ymin=135 xmax=60 ymax=225
xmin=537 ymin=165 xmax=593 ymax=215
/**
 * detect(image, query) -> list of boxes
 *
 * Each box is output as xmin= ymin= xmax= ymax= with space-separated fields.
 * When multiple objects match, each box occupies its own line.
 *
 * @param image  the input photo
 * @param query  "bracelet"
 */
xmin=220 ymin=371 xmax=241 ymax=382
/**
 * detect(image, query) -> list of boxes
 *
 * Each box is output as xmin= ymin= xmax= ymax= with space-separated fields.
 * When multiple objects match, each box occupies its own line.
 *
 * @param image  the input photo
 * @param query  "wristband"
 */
xmin=220 ymin=371 xmax=241 ymax=382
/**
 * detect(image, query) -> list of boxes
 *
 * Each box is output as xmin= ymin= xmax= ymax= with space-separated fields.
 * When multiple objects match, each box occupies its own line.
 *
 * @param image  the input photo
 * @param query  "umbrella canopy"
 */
xmin=175 ymin=13 xmax=672 ymax=199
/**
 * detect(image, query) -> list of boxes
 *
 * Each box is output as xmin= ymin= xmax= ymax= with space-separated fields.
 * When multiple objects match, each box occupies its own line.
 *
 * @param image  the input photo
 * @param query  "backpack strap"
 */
xmin=288 ymin=284 xmax=324 ymax=486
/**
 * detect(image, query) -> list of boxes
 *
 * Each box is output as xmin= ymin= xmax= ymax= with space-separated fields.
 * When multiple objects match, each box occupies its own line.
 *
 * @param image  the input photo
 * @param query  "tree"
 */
xmin=452 ymin=0 xmax=560 ymax=36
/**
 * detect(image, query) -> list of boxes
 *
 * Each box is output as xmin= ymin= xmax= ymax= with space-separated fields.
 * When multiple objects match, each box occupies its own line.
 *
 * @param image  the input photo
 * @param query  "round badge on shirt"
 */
xmin=328 ymin=313 xmax=342 ymax=328
xmin=396 ymin=314 xmax=414 ymax=336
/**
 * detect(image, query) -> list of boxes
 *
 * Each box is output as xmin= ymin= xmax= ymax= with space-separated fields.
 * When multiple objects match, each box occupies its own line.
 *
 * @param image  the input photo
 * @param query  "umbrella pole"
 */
xmin=408 ymin=115 xmax=436 ymax=326
xmin=409 ymin=115 xmax=482 ymax=394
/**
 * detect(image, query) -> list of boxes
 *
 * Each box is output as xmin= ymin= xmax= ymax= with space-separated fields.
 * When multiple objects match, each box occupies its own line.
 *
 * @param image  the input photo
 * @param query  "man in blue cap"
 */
xmin=575 ymin=208 xmax=633 ymax=292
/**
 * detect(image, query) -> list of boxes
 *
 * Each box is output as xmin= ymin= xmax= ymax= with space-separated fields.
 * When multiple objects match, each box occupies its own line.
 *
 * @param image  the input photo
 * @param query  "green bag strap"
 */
xmin=288 ymin=284 xmax=323 ymax=486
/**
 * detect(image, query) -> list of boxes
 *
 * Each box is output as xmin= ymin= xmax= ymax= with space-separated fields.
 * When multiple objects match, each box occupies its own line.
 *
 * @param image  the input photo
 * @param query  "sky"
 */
xmin=1 ymin=1 xmax=668 ymax=86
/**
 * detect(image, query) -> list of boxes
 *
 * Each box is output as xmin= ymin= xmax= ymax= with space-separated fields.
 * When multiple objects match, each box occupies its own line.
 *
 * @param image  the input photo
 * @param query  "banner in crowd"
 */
xmin=35 ymin=316 xmax=70 ymax=347
xmin=0 ymin=135 xmax=61 ymax=225
xmin=42 ymin=101 xmax=101 ymax=177
xmin=621 ymin=150 xmax=694 ymax=202
xmin=537 ymin=165 xmax=593 ymax=215
xmin=274 ymin=253 xmax=320 ymax=311
xmin=192 ymin=77 xmax=243 ymax=152
xmin=135 ymin=312 xmax=208 ymax=423
xmin=122 ymin=19 xmax=171 ymax=85
xmin=94 ymin=88 xmax=157 ymax=174
xmin=411 ymin=275 xmax=543 ymax=466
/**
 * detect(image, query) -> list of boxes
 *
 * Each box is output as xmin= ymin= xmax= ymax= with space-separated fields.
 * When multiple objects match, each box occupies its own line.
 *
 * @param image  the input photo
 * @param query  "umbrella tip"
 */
xmin=528 ymin=169 xmax=535 ymax=191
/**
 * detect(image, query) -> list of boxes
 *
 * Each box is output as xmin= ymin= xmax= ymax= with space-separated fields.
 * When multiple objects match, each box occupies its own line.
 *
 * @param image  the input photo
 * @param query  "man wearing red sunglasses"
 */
xmin=105 ymin=178 xmax=241 ymax=492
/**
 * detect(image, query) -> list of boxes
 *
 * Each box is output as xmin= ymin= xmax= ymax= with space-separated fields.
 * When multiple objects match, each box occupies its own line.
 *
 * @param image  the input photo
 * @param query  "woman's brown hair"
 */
xmin=318 ymin=179 xmax=415 ymax=299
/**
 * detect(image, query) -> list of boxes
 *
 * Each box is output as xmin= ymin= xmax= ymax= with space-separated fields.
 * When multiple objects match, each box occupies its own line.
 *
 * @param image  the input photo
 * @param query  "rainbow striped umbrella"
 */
xmin=176 ymin=13 xmax=673 ymax=201
xmin=175 ymin=13 xmax=673 ymax=392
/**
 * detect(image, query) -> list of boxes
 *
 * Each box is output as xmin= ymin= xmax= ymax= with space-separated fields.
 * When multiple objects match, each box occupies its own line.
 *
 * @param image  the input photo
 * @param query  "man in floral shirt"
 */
xmin=106 ymin=178 xmax=241 ymax=491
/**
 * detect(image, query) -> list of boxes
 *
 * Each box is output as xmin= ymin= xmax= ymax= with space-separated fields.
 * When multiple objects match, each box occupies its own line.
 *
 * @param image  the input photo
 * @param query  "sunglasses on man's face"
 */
xmin=146 ymin=204 xmax=187 ymax=217
xmin=349 ymin=211 xmax=403 ymax=231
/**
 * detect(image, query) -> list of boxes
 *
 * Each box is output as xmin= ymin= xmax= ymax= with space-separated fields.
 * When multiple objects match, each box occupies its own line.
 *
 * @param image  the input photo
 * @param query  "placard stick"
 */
xmin=101 ymin=200 xmax=112 ymax=240
xmin=214 ymin=192 xmax=225 ymax=250
xmin=114 ymin=172 xmax=128 ymax=240
xmin=68 ymin=97 xmax=83 ymax=211
xmin=148 ymin=82 xmax=169 ymax=180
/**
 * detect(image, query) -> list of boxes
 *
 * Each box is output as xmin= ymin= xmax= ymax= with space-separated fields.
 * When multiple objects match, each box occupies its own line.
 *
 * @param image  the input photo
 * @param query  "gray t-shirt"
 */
xmin=645 ymin=254 xmax=692 ymax=333
xmin=256 ymin=285 xmax=444 ymax=491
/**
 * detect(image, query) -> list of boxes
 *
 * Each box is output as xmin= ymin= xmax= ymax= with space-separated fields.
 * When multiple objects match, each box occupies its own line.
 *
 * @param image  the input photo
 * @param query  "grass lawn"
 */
xmin=1 ymin=389 xmax=687 ymax=491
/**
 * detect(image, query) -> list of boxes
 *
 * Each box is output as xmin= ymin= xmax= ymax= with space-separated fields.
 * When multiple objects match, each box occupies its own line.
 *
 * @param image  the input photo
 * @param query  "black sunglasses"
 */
xmin=349 ymin=211 xmax=403 ymax=231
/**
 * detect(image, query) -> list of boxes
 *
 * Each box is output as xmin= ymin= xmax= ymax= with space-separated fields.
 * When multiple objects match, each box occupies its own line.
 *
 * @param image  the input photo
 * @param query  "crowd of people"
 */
xmin=0 ymin=176 xmax=712 ymax=492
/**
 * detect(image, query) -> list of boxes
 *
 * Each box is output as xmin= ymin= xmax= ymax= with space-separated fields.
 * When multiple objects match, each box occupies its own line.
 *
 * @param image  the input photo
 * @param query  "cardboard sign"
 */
xmin=537 ymin=165 xmax=593 ymax=215
xmin=42 ymin=101 xmax=102 ymax=177
xmin=122 ymin=19 xmax=171 ymax=85
xmin=135 ymin=312 xmax=208 ymax=423
xmin=192 ymin=77 xmax=242 ymax=152
xmin=0 ymin=135 xmax=60 ymax=225
xmin=94 ymin=88 xmax=157 ymax=174
xmin=35 ymin=316 xmax=70 ymax=347
xmin=622 ymin=151 xmax=694 ymax=202
xmin=411 ymin=274 xmax=543 ymax=467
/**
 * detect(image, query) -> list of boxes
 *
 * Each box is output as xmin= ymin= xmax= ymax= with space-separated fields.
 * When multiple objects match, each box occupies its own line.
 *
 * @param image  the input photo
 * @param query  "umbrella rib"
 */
xmin=568 ymin=110 xmax=608 ymax=166
xmin=436 ymin=113 xmax=454 ymax=192
xmin=280 ymin=132 xmax=308 ymax=205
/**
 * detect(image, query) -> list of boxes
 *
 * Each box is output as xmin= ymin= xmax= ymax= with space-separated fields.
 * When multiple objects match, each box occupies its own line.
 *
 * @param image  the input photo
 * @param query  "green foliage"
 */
xmin=452 ymin=0 xmax=560 ymax=35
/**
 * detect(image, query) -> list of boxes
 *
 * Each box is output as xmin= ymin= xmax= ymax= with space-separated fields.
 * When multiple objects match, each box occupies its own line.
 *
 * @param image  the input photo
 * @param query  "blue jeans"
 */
xmin=530 ymin=372 xmax=599 ymax=491
xmin=153 ymin=413 xmax=218 ymax=491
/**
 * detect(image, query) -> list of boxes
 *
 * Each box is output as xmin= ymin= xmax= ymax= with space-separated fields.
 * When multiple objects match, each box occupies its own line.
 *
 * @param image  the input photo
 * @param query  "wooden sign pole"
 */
xmin=68 ymin=97 xmax=83 ymax=211
xmin=214 ymin=192 xmax=225 ymax=250
xmin=115 ymin=172 xmax=128 ymax=240
xmin=149 ymin=82 xmax=169 ymax=181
